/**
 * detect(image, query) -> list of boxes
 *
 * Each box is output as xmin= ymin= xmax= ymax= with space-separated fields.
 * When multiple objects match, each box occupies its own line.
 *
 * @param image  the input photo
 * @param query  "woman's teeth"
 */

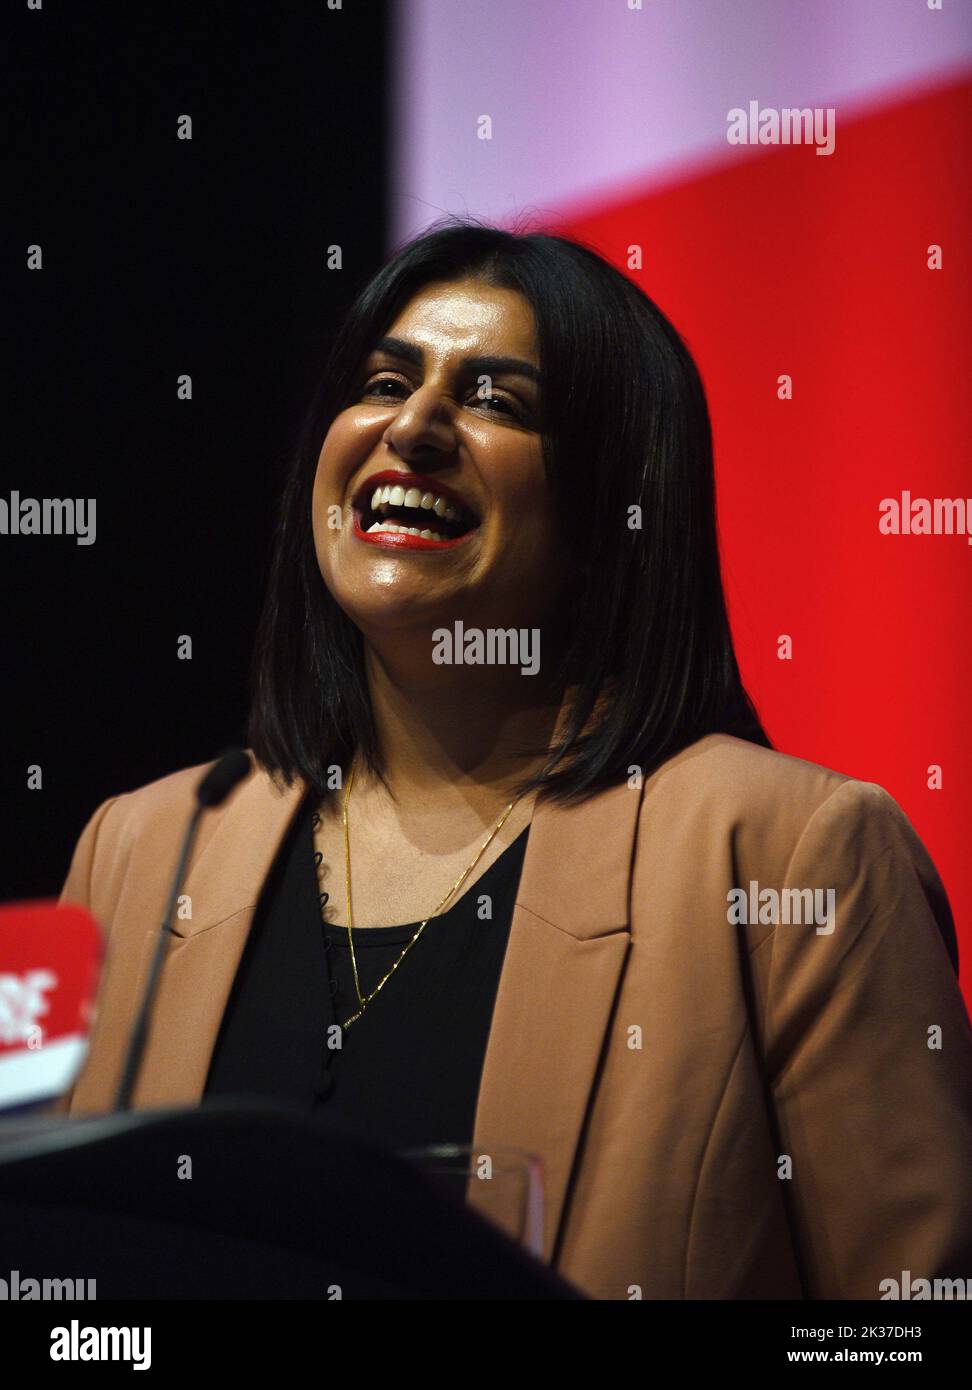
xmin=365 ymin=519 xmax=449 ymax=540
xmin=369 ymin=484 xmax=460 ymax=520
xmin=361 ymin=482 xmax=473 ymax=542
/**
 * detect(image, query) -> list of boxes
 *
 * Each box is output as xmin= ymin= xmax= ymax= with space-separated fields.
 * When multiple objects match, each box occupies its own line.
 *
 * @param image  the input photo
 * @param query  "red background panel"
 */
xmin=555 ymin=76 xmax=972 ymax=1007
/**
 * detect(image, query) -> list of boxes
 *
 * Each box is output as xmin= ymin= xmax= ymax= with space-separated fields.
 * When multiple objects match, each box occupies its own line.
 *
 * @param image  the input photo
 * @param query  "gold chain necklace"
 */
xmin=324 ymin=756 xmax=521 ymax=1031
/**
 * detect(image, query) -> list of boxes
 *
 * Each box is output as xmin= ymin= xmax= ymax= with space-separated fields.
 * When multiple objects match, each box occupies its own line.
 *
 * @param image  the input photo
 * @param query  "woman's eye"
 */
xmin=475 ymin=392 xmax=518 ymax=418
xmin=361 ymin=375 xmax=520 ymax=420
xmin=362 ymin=376 xmax=408 ymax=399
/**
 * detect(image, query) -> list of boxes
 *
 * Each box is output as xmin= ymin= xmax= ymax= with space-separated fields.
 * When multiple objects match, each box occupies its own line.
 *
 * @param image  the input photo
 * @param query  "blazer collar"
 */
xmin=172 ymin=753 xmax=638 ymax=943
xmin=170 ymin=768 xmax=308 ymax=938
xmin=173 ymin=682 xmax=636 ymax=940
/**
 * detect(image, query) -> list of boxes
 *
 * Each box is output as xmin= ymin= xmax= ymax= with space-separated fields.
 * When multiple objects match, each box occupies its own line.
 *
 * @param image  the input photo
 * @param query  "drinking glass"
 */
xmin=399 ymin=1142 xmax=544 ymax=1258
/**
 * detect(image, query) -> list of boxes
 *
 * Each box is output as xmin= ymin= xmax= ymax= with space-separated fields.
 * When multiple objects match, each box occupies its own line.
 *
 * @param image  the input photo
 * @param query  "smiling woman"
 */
xmin=60 ymin=217 xmax=972 ymax=1300
xmin=251 ymin=220 xmax=770 ymax=806
xmin=311 ymin=274 xmax=565 ymax=661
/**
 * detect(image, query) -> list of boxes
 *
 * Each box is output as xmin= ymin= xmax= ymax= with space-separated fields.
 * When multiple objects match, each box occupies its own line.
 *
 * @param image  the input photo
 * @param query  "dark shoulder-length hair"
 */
xmin=246 ymin=216 xmax=770 ymax=806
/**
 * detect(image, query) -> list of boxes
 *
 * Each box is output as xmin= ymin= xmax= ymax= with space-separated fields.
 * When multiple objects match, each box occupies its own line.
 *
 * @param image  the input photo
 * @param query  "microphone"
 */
xmin=0 ymin=901 xmax=103 ymax=1113
xmin=114 ymin=748 xmax=251 ymax=1110
xmin=196 ymin=748 xmax=252 ymax=807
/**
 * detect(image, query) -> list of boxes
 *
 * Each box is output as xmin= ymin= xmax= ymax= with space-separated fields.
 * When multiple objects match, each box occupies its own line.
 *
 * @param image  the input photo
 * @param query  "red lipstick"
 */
xmin=351 ymin=509 xmax=475 ymax=550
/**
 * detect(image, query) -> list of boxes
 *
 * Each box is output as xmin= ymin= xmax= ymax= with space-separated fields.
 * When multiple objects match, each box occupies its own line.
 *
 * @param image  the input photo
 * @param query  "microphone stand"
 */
xmin=114 ymin=749 xmax=251 ymax=1110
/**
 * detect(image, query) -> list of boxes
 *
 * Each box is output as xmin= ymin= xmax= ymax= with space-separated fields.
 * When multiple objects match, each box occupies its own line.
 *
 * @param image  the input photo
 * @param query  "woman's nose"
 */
xmin=382 ymin=385 xmax=455 ymax=458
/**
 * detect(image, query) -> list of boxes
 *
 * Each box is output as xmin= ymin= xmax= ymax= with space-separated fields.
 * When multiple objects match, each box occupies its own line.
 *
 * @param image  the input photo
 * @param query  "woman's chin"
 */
xmin=334 ymin=591 xmax=471 ymax=643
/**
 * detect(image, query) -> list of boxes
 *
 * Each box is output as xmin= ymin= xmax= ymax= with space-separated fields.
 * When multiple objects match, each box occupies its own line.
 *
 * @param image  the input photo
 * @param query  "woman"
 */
xmin=60 ymin=219 xmax=972 ymax=1300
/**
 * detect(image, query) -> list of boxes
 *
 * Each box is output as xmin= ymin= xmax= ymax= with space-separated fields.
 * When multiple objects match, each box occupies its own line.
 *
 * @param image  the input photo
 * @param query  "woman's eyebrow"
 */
xmin=372 ymin=335 xmax=540 ymax=385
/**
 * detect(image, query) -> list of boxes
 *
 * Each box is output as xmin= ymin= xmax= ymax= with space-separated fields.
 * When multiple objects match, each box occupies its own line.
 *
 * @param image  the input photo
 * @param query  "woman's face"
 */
xmin=312 ymin=277 xmax=567 ymax=652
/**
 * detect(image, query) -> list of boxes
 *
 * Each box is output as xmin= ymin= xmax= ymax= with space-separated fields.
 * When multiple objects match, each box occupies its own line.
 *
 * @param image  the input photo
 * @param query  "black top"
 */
xmin=204 ymin=790 xmax=529 ymax=1152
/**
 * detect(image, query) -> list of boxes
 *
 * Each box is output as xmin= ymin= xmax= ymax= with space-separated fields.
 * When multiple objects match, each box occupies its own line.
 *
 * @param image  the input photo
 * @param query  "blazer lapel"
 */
xmin=128 ymin=770 xmax=308 ymax=1108
xmin=468 ymin=779 xmax=640 ymax=1262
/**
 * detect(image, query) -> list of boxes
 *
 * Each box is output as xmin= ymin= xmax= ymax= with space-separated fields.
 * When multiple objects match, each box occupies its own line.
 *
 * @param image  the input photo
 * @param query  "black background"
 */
xmin=5 ymin=1 xmax=388 ymax=897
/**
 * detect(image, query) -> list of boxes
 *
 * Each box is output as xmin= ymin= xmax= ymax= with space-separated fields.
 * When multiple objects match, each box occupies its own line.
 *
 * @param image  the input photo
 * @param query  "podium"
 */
xmin=0 ymin=1099 xmax=584 ymax=1299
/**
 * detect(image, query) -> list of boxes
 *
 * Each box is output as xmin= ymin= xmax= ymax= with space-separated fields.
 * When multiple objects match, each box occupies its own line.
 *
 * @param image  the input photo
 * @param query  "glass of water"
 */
xmin=399 ymin=1143 xmax=544 ymax=1258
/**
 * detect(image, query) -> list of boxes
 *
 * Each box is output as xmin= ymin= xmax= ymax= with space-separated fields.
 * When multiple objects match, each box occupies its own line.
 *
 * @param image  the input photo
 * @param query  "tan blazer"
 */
xmin=58 ymin=732 xmax=972 ymax=1300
